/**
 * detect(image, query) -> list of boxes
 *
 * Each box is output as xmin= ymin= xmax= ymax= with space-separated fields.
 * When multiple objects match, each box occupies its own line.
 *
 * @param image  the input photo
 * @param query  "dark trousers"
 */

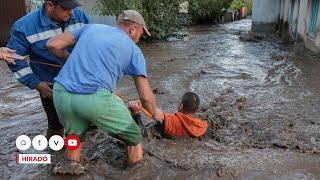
xmin=132 ymin=113 xmax=165 ymax=139
xmin=40 ymin=97 xmax=63 ymax=131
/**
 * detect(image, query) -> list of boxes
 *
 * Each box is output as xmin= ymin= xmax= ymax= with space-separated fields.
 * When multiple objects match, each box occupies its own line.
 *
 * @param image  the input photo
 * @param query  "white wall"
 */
xmin=293 ymin=0 xmax=320 ymax=52
xmin=280 ymin=0 xmax=286 ymax=20
xmin=252 ymin=0 xmax=281 ymax=23
xmin=289 ymin=0 xmax=300 ymax=36
xmin=283 ymin=0 xmax=291 ymax=22
xmin=314 ymin=3 xmax=320 ymax=50
xmin=297 ymin=0 xmax=308 ymax=38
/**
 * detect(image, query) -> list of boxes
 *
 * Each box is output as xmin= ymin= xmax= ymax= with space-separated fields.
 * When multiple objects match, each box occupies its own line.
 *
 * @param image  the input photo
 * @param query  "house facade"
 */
xmin=252 ymin=0 xmax=320 ymax=52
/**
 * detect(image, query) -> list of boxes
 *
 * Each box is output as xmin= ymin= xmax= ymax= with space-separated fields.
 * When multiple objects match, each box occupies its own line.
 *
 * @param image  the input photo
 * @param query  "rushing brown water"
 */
xmin=1 ymin=19 xmax=319 ymax=179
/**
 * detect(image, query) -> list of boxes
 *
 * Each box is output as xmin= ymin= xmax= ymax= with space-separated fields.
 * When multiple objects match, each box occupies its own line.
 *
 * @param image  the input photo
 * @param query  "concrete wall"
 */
xmin=253 ymin=0 xmax=320 ymax=52
xmin=290 ymin=0 xmax=320 ymax=52
xmin=281 ymin=0 xmax=291 ymax=40
xmin=283 ymin=0 xmax=291 ymax=21
xmin=288 ymin=0 xmax=300 ymax=39
xmin=316 ymin=4 xmax=320 ymax=51
xmin=303 ymin=1 xmax=320 ymax=52
xmin=252 ymin=0 xmax=281 ymax=32
xmin=296 ymin=0 xmax=308 ymax=41
xmin=280 ymin=0 xmax=286 ymax=20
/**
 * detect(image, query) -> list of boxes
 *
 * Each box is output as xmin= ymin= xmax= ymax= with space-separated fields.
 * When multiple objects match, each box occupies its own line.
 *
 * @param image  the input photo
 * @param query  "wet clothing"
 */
xmin=53 ymin=83 xmax=142 ymax=145
xmin=6 ymin=4 xmax=90 ymax=133
xmin=53 ymin=24 xmax=148 ymax=146
xmin=164 ymin=112 xmax=208 ymax=137
xmin=6 ymin=4 xmax=90 ymax=89
xmin=133 ymin=112 xmax=208 ymax=139
xmin=54 ymin=24 xmax=147 ymax=94
xmin=133 ymin=114 xmax=165 ymax=139
xmin=40 ymin=96 xmax=63 ymax=131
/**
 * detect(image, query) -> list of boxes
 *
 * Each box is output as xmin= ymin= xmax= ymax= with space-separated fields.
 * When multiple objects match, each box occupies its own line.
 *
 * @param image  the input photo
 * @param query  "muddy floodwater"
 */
xmin=1 ymin=19 xmax=319 ymax=179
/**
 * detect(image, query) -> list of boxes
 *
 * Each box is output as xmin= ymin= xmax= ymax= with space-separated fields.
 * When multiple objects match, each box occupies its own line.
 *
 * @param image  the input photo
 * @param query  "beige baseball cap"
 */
xmin=118 ymin=10 xmax=151 ymax=36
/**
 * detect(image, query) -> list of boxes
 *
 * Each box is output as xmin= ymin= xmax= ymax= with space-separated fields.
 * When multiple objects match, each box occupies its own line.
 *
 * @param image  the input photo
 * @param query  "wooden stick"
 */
xmin=0 ymin=58 xmax=63 ymax=68
xmin=141 ymin=107 xmax=153 ymax=118
xmin=117 ymin=94 xmax=153 ymax=118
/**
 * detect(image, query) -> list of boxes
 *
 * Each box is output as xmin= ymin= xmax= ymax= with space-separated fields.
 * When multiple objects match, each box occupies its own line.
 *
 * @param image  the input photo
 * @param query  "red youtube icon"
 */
xmin=64 ymin=135 xmax=80 ymax=150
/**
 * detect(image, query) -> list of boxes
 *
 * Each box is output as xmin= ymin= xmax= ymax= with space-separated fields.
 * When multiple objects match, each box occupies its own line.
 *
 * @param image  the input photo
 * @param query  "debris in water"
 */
xmin=152 ymin=87 xmax=165 ymax=94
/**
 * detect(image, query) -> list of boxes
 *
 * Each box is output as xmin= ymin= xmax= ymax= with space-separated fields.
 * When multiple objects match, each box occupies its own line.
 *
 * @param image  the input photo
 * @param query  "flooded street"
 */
xmin=1 ymin=19 xmax=319 ymax=179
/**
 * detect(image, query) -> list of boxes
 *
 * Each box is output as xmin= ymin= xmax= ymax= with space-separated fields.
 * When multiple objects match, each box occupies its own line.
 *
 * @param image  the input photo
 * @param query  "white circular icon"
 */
xmin=48 ymin=135 xmax=64 ymax=151
xmin=16 ymin=135 xmax=31 ymax=151
xmin=32 ymin=135 xmax=48 ymax=151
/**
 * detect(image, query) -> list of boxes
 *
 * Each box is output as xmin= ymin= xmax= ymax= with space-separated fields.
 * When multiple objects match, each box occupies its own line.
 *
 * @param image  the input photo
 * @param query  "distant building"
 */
xmin=252 ymin=0 xmax=320 ymax=52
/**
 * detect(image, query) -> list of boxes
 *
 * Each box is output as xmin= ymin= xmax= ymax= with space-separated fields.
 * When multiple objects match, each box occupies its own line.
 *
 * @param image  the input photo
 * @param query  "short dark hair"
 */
xmin=181 ymin=92 xmax=200 ymax=114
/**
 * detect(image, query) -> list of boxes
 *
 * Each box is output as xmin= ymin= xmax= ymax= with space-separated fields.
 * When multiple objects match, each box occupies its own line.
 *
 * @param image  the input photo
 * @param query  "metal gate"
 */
xmin=0 ymin=0 xmax=26 ymax=46
xmin=309 ymin=0 xmax=320 ymax=38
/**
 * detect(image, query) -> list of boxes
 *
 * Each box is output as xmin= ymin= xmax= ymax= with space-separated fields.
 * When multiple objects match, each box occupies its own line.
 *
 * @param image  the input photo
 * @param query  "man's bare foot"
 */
xmin=52 ymin=159 xmax=85 ymax=175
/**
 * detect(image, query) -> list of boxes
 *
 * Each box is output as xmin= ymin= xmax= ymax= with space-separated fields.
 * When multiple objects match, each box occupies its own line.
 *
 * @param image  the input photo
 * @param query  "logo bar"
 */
xmin=16 ymin=154 xmax=51 ymax=164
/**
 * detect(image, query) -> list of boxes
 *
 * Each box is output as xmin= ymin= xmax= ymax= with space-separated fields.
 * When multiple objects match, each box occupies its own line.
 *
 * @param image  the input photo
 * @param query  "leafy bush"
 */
xmin=230 ymin=0 xmax=253 ymax=15
xmin=95 ymin=0 xmax=233 ymax=39
xmin=189 ymin=0 xmax=225 ymax=23
xmin=96 ymin=0 xmax=190 ymax=40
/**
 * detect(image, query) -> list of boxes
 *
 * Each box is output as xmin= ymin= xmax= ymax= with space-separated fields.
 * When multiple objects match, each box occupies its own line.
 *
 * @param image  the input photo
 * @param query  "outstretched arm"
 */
xmin=134 ymin=76 xmax=164 ymax=121
xmin=46 ymin=32 xmax=76 ymax=61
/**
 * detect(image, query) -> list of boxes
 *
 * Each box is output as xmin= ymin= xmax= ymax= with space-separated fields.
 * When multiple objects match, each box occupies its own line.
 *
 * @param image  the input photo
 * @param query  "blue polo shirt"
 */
xmin=6 ymin=4 xmax=90 ymax=89
xmin=54 ymin=24 xmax=147 ymax=94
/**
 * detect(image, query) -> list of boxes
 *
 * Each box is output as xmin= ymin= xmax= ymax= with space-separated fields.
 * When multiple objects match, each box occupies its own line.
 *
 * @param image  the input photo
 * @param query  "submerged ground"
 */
xmin=0 ymin=19 xmax=319 ymax=179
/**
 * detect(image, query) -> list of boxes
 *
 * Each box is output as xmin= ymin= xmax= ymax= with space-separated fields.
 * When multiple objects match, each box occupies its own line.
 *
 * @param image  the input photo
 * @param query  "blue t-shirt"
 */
xmin=54 ymin=24 xmax=147 ymax=94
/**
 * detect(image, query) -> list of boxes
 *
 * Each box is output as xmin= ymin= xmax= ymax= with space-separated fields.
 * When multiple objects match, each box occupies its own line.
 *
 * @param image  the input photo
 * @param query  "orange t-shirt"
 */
xmin=164 ymin=112 xmax=208 ymax=138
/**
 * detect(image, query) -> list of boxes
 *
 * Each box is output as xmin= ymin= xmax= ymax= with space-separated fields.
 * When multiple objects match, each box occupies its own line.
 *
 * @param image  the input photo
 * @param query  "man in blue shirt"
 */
xmin=47 ymin=10 xmax=163 ymax=172
xmin=3 ymin=0 xmax=90 ymax=138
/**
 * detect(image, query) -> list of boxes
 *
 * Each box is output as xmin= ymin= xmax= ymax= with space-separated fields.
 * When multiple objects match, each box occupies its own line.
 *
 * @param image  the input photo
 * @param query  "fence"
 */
xmin=0 ymin=0 xmax=26 ymax=46
xmin=90 ymin=15 xmax=117 ymax=26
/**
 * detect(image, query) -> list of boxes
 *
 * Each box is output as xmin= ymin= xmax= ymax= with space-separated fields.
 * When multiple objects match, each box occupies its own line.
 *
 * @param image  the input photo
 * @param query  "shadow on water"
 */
xmin=0 ymin=19 xmax=319 ymax=179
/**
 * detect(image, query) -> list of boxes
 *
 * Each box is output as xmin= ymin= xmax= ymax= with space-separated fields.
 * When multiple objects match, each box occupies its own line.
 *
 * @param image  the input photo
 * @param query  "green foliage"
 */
xmin=223 ymin=0 xmax=234 ymax=8
xmin=140 ymin=0 xmax=191 ymax=39
xmin=189 ymin=0 xmax=225 ymax=23
xmin=95 ymin=0 xmax=142 ymax=16
xmin=230 ymin=0 xmax=253 ymax=14
xmin=96 ymin=0 xmax=190 ymax=40
xmin=95 ymin=0 xmax=233 ymax=39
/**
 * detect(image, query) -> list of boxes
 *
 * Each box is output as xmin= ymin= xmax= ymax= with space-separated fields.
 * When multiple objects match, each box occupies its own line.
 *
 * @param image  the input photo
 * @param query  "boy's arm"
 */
xmin=128 ymin=100 xmax=165 ymax=121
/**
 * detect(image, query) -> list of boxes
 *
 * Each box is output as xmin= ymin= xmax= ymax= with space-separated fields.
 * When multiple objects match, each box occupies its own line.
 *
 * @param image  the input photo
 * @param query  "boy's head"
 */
xmin=178 ymin=92 xmax=200 ymax=114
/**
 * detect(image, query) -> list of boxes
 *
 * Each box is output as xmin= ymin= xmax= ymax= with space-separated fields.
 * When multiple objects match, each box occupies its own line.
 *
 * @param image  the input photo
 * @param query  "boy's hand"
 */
xmin=128 ymin=101 xmax=142 ymax=115
xmin=153 ymin=108 xmax=164 ymax=121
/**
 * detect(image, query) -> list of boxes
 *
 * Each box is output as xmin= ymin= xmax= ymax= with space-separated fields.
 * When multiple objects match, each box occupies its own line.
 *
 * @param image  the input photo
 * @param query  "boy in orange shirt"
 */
xmin=129 ymin=92 xmax=208 ymax=139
